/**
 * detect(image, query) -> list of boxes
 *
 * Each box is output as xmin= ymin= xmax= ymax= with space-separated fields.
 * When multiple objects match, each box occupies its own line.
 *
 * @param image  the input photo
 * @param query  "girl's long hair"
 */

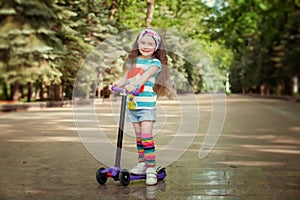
xmin=123 ymin=33 xmax=170 ymax=97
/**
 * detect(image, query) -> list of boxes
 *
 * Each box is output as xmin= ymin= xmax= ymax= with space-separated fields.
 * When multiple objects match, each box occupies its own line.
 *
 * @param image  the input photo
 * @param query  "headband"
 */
xmin=137 ymin=29 xmax=161 ymax=51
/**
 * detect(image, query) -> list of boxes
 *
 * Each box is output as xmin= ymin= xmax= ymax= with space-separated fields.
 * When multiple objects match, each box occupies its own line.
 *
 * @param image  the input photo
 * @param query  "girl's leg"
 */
xmin=141 ymin=120 xmax=157 ymax=185
xmin=132 ymin=122 xmax=145 ymax=163
xmin=140 ymin=120 xmax=156 ymax=168
xmin=130 ymin=122 xmax=147 ymax=175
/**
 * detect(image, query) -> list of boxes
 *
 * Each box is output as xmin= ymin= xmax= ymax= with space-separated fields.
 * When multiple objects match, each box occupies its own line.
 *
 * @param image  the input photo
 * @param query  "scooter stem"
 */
xmin=114 ymin=92 xmax=127 ymax=168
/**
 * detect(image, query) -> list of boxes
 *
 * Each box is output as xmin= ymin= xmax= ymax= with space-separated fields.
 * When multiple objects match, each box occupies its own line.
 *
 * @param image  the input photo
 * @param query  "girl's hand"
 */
xmin=112 ymin=82 xmax=120 ymax=87
xmin=124 ymin=84 xmax=136 ymax=93
xmin=110 ymin=81 xmax=123 ymax=91
xmin=113 ymin=81 xmax=125 ymax=87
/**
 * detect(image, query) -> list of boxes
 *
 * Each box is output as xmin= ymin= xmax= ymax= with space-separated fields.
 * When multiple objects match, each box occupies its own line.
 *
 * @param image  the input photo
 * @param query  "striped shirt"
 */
xmin=126 ymin=57 xmax=161 ymax=110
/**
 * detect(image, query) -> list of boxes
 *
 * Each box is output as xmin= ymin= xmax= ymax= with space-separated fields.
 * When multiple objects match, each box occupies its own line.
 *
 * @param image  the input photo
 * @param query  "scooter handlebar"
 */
xmin=110 ymin=86 xmax=140 ymax=96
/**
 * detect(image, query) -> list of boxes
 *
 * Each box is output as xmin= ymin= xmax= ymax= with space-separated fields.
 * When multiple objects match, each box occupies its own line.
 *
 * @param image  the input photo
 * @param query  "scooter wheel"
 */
xmin=157 ymin=168 xmax=166 ymax=181
xmin=119 ymin=169 xmax=130 ymax=186
xmin=96 ymin=167 xmax=107 ymax=185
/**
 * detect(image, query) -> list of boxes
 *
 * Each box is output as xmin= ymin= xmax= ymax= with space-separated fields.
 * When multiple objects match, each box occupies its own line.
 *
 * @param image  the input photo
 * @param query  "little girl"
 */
xmin=114 ymin=28 xmax=169 ymax=185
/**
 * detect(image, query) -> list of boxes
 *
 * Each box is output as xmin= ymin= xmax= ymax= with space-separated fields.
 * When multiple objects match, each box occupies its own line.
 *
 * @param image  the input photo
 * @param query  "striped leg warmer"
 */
xmin=135 ymin=132 xmax=145 ymax=163
xmin=142 ymin=133 xmax=156 ymax=168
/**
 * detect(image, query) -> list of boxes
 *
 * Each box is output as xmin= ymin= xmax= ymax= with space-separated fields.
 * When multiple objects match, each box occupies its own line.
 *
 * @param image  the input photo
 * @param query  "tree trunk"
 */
xmin=260 ymin=84 xmax=265 ymax=96
xmin=39 ymin=81 xmax=44 ymax=101
xmin=3 ymin=82 xmax=9 ymax=100
xmin=146 ymin=0 xmax=155 ymax=27
xmin=51 ymin=83 xmax=62 ymax=101
xmin=20 ymin=85 xmax=25 ymax=99
xmin=110 ymin=0 xmax=119 ymax=20
xmin=49 ymin=84 xmax=53 ymax=101
xmin=50 ymin=83 xmax=55 ymax=101
xmin=27 ymin=82 xmax=32 ymax=102
xmin=242 ymin=86 xmax=246 ymax=94
xmin=11 ymin=82 xmax=19 ymax=101
xmin=122 ymin=0 xmax=126 ymax=11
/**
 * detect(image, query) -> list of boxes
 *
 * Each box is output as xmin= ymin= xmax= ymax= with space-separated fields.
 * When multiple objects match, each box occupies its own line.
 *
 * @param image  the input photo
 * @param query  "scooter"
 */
xmin=96 ymin=86 xmax=166 ymax=186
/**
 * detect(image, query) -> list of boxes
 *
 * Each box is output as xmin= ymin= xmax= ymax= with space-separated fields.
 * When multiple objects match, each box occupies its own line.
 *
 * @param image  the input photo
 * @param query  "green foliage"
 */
xmin=4 ymin=0 xmax=279 ymax=100
xmin=207 ymin=0 xmax=300 ymax=95
xmin=0 ymin=0 xmax=63 ymax=89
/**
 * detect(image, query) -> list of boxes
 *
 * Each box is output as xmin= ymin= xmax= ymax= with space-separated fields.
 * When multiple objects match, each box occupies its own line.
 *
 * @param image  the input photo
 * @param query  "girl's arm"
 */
xmin=125 ymin=67 xmax=159 ymax=92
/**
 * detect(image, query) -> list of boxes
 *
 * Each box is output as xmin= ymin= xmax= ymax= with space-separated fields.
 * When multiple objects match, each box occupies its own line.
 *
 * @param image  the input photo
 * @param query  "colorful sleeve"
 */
xmin=150 ymin=59 xmax=162 ymax=76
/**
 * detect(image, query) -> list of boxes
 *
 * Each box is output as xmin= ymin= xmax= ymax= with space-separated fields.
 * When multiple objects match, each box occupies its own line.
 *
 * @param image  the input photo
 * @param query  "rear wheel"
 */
xmin=119 ymin=169 xmax=130 ymax=186
xmin=157 ymin=167 xmax=166 ymax=181
xmin=96 ymin=167 xmax=107 ymax=185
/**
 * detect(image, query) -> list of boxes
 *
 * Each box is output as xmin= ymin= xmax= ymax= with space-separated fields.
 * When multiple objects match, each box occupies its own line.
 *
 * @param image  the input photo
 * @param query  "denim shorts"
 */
xmin=127 ymin=109 xmax=157 ymax=123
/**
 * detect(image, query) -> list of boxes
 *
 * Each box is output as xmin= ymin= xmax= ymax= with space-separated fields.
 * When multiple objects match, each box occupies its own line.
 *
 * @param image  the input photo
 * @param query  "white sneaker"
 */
xmin=130 ymin=162 xmax=146 ymax=174
xmin=146 ymin=167 xmax=157 ymax=185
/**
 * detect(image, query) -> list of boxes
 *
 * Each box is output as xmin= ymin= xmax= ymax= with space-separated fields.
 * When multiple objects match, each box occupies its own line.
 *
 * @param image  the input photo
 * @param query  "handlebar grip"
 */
xmin=111 ymin=86 xmax=124 ymax=93
xmin=111 ymin=86 xmax=140 ymax=96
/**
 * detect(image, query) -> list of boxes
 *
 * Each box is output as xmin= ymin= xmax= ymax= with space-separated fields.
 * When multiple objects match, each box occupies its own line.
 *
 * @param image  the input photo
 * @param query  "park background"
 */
xmin=0 ymin=0 xmax=299 ymax=103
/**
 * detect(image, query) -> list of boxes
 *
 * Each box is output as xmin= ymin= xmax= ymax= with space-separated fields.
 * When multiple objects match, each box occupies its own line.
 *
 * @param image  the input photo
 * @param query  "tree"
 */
xmin=146 ymin=0 xmax=155 ymax=27
xmin=0 ymin=0 xmax=64 ymax=101
xmin=207 ymin=0 xmax=300 ymax=95
xmin=55 ymin=0 xmax=125 ymax=99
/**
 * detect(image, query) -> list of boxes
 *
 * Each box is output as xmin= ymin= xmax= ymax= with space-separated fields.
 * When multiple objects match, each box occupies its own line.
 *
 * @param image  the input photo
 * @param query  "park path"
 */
xmin=0 ymin=94 xmax=300 ymax=199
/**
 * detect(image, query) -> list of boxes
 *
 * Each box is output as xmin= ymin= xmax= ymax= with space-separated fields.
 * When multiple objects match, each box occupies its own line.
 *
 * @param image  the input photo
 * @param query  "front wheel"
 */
xmin=96 ymin=167 xmax=107 ymax=185
xmin=119 ymin=169 xmax=130 ymax=186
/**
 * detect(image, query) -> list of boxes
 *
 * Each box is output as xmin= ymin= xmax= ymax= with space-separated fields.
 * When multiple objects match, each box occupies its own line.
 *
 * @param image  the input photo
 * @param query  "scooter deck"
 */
xmin=98 ymin=166 xmax=166 ymax=181
xmin=130 ymin=171 xmax=166 ymax=181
